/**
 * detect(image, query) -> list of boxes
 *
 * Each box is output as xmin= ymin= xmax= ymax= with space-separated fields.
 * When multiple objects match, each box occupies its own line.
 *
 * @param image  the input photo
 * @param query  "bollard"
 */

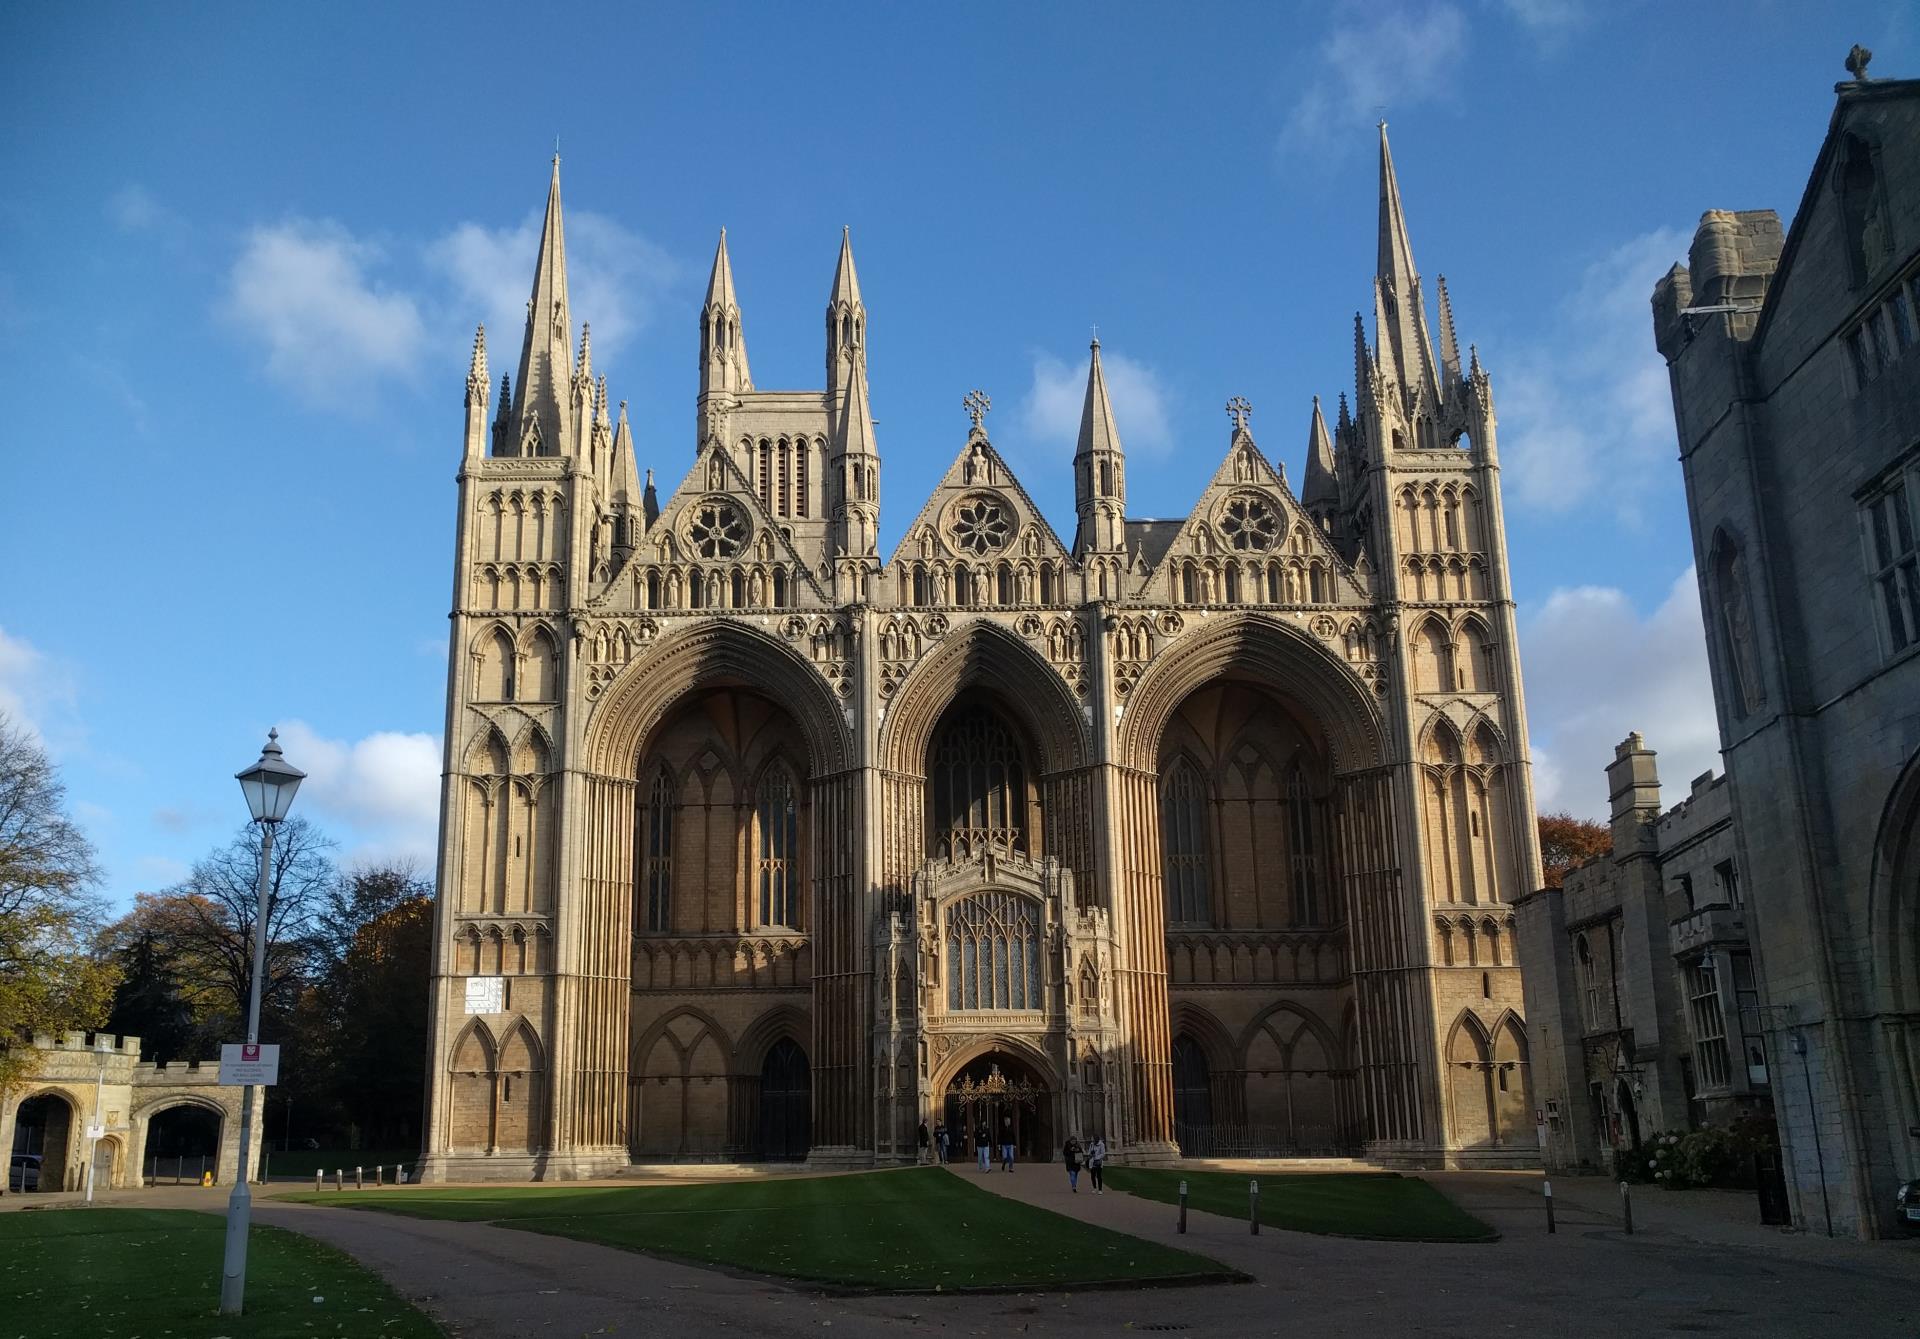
xmin=1620 ymin=1180 xmax=1633 ymax=1235
xmin=1249 ymin=1179 xmax=1260 ymax=1236
xmin=314 ymin=1170 xmax=323 ymax=1194
xmin=333 ymin=1167 xmax=343 ymax=1191
xmin=1544 ymin=1177 xmax=1556 ymax=1233
xmin=376 ymin=1165 xmax=384 ymax=1187
xmin=1178 ymin=1179 xmax=1188 ymax=1234
xmin=399 ymin=1164 xmax=408 ymax=1185
xmin=355 ymin=1166 xmax=363 ymax=1190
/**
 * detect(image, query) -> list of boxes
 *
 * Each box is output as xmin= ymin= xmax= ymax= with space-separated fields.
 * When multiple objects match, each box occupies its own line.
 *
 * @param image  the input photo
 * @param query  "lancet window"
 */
xmin=640 ymin=767 xmax=674 ymax=932
xmin=929 ymin=704 xmax=1029 ymax=859
xmin=1287 ymin=764 xmax=1322 ymax=925
xmin=756 ymin=764 xmax=799 ymax=928
xmin=945 ymin=892 xmax=1043 ymax=1010
xmin=1160 ymin=758 xmax=1212 ymax=926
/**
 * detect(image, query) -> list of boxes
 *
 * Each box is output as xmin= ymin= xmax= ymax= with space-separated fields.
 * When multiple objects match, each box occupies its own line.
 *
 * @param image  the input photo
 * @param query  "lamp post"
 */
xmin=219 ymin=729 xmax=304 ymax=1316
xmin=83 ymin=1035 xmax=112 ymax=1204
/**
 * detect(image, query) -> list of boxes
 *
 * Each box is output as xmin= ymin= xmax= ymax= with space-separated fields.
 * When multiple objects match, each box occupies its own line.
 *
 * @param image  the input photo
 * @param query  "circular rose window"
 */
xmin=1219 ymin=494 xmax=1281 ymax=552
xmin=688 ymin=498 xmax=748 ymax=558
xmin=950 ymin=494 xmax=1013 ymax=556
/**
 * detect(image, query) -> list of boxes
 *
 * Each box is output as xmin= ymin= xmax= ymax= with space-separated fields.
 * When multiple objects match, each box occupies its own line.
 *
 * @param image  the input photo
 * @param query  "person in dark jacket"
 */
xmin=917 ymin=1120 xmax=931 ymax=1164
xmin=975 ymin=1119 xmax=993 ymax=1171
xmin=1062 ymin=1135 xmax=1083 ymax=1192
xmin=999 ymin=1114 xmax=1016 ymax=1172
xmin=934 ymin=1120 xmax=950 ymax=1163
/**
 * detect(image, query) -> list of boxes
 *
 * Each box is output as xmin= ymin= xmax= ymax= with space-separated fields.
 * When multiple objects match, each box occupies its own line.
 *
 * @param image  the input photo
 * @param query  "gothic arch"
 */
xmin=1868 ymin=746 xmax=1920 ymax=1015
xmin=881 ymin=619 xmax=1089 ymax=777
xmin=1169 ymin=1001 xmax=1238 ymax=1075
xmin=1116 ymin=613 xmax=1384 ymax=775
xmin=1239 ymin=999 xmax=1343 ymax=1069
xmin=630 ymin=1004 xmax=735 ymax=1068
xmin=929 ymin=1033 xmax=1061 ymax=1094
xmin=585 ymin=618 xmax=852 ymax=777
xmin=732 ymin=1005 xmax=810 ymax=1076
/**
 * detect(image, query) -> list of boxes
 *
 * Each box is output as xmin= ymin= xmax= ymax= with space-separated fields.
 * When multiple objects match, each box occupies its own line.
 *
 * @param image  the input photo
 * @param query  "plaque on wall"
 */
xmin=464 ymin=977 xmax=505 ymax=1015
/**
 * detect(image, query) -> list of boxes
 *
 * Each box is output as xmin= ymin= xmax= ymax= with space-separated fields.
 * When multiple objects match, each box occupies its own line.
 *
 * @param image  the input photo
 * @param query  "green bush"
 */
xmin=1617 ymin=1117 xmax=1779 ymax=1189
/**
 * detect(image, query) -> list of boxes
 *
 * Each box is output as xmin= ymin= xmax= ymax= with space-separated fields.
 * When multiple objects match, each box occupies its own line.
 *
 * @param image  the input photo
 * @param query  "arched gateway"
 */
xmin=420 ymin=136 xmax=1542 ymax=1180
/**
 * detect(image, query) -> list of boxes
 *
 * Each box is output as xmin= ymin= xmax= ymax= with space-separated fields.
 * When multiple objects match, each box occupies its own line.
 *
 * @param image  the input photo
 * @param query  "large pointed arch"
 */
xmin=880 ymin=619 xmax=1089 ymax=776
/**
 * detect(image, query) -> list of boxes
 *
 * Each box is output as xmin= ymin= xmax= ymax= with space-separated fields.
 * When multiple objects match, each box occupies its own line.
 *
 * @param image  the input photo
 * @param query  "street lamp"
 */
xmin=83 ymin=1035 xmax=112 ymax=1204
xmin=219 ymin=728 xmax=304 ymax=1317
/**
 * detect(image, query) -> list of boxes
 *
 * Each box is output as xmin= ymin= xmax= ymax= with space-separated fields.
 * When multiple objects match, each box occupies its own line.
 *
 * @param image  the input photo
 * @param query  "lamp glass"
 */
xmin=236 ymin=734 xmax=306 ymax=823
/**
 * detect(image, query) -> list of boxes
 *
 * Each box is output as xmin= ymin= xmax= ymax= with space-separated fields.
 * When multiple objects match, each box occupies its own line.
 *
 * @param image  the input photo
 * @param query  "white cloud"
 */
xmin=1493 ymin=227 xmax=1689 ymax=521
xmin=1019 ymin=348 xmax=1174 ymax=458
xmin=1521 ymin=566 xmax=1721 ymax=821
xmin=274 ymin=721 xmax=442 ymax=868
xmin=108 ymin=184 xmax=187 ymax=238
xmin=0 ymin=625 xmax=78 ymax=749
xmin=429 ymin=209 xmax=677 ymax=370
xmin=1496 ymin=0 xmax=1589 ymax=39
xmin=1281 ymin=4 xmax=1469 ymax=155
xmin=133 ymin=855 xmax=190 ymax=888
xmin=221 ymin=220 xmax=426 ymax=401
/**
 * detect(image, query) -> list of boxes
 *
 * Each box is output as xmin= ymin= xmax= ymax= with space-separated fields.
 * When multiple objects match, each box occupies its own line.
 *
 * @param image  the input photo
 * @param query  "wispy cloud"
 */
xmin=1281 ymin=3 xmax=1469 ymax=156
xmin=274 ymin=720 xmax=442 ymax=870
xmin=1019 ymin=347 xmax=1174 ymax=458
xmin=1521 ymin=565 xmax=1720 ymax=820
xmin=107 ymin=184 xmax=188 ymax=240
xmin=221 ymin=220 xmax=426 ymax=402
xmin=1495 ymin=0 xmax=1590 ymax=42
xmin=0 ymin=625 xmax=79 ymax=751
xmin=1493 ymin=226 xmax=1689 ymax=521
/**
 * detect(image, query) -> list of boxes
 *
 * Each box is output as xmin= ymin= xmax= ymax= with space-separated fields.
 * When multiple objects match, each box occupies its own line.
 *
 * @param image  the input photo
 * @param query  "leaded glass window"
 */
xmin=641 ymin=766 xmax=673 ymax=932
xmin=1160 ymin=758 xmax=1211 ymax=926
xmin=946 ymin=892 xmax=1042 ymax=1010
xmin=929 ymin=704 xmax=1028 ymax=859
xmin=1287 ymin=764 xmax=1321 ymax=925
xmin=757 ymin=764 xmax=799 ymax=928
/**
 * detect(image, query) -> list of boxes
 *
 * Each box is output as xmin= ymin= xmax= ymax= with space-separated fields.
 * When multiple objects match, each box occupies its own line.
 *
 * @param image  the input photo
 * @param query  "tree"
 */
xmin=0 ymin=712 xmax=118 ymax=1092
xmin=99 ymin=923 xmax=199 ymax=1063
xmin=1539 ymin=811 xmax=1613 ymax=889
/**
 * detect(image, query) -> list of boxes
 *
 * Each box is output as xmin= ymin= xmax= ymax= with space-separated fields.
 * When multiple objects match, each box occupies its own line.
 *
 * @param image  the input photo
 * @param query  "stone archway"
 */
xmin=9 ymin=1091 xmax=77 ymax=1192
xmin=941 ymin=1049 xmax=1056 ymax=1165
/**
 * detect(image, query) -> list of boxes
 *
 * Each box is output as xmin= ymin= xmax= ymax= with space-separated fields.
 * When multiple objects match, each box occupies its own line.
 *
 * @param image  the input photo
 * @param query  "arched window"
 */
xmin=1182 ymin=562 xmax=1198 ymax=605
xmin=929 ymin=703 xmax=1028 ymax=859
xmin=912 ymin=565 xmax=932 ymax=606
xmin=640 ymin=766 xmax=674 ymax=932
xmin=1171 ymin=1034 xmax=1214 ymax=1142
xmin=646 ymin=570 xmax=661 ymax=609
xmin=945 ymin=892 xmax=1042 ymax=1009
xmin=687 ymin=566 xmax=703 ymax=609
xmin=757 ymin=439 xmax=773 ymax=510
xmin=1039 ymin=564 xmax=1055 ymax=604
xmin=772 ymin=567 xmax=789 ymax=607
xmin=756 ymin=764 xmax=799 ymax=928
xmin=1287 ymin=764 xmax=1321 ymax=925
xmin=795 ymin=444 xmax=809 ymax=518
xmin=1160 ymin=759 xmax=1211 ymax=926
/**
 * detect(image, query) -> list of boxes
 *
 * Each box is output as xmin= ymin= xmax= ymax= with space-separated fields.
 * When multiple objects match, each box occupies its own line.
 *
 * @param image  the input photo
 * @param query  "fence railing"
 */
xmin=1172 ymin=1121 xmax=1358 ymax=1158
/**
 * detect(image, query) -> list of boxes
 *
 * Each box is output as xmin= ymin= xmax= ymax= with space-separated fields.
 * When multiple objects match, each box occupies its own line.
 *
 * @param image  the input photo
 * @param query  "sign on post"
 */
xmin=85 ymin=1124 xmax=105 ymax=1140
xmin=464 ymin=977 xmax=505 ymax=1015
xmin=219 ymin=1042 xmax=281 ymax=1086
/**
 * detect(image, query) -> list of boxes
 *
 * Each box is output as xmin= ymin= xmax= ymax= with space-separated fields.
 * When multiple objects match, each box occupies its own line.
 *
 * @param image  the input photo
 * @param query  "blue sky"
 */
xmin=1 ymin=2 xmax=1912 ymax=904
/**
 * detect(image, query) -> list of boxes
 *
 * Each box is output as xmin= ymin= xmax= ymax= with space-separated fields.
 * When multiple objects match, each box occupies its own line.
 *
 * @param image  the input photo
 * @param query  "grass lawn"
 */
xmin=294 ymin=1166 xmax=1238 ymax=1291
xmin=1103 ymin=1169 xmax=1497 ymax=1242
xmin=0 ymin=1207 xmax=441 ymax=1338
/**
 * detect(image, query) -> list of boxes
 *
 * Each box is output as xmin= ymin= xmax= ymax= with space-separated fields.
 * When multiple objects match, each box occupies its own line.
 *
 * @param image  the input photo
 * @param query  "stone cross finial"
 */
xmin=964 ymin=389 xmax=992 ymax=431
xmin=1846 ymin=44 xmax=1873 ymax=81
xmin=1226 ymin=396 xmax=1252 ymax=433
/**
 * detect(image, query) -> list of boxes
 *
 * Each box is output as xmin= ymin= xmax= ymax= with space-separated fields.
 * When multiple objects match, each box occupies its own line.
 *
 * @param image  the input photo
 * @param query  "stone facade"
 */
xmin=0 ymin=1032 xmax=262 ymax=1193
xmin=1649 ymin=56 xmax=1920 ymax=1236
xmin=418 ymin=129 xmax=1545 ymax=1181
xmin=1516 ymin=735 xmax=1766 ymax=1174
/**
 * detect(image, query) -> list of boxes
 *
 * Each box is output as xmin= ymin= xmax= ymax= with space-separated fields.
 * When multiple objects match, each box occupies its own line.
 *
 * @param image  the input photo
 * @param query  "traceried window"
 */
xmin=951 ymin=494 xmax=1012 ymax=556
xmin=1864 ymin=477 xmax=1920 ymax=654
xmin=1686 ymin=961 xmax=1731 ymax=1089
xmin=689 ymin=498 xmax=747 ymax=559
xmin=929 ymin=703 xmax=1029 ymax=859
xmin=1159 ymin=758 xmax=1211 ymax=926
xmin=1287 ymin=764 xmax=1322 ymax=925
xmin=1576 ymin=934 xmax=1601 ymax=1032
xmin=640 ymin=767 xmax=674 ymax=933
xmin=945 ymin=892 xmax=1042 ymax=1010
xmin=1219 ymin=495 xmax=1281 ymax=551
xmin=756 ymin=764 xmax=799 ymax=928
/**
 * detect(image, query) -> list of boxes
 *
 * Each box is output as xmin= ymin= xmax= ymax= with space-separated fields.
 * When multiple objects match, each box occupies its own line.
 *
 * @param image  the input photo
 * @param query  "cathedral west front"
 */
xmin=419 ymin=129 xmax=1543 ymax=1180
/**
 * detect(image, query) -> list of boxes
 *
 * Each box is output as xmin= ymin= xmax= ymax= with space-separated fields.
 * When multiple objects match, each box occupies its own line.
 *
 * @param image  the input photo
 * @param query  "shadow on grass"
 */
xmin=291 ymin=1166 xmax=1246 ymax=1293
xmin=1104 ymin=1169 xmax=1499 ymax=1243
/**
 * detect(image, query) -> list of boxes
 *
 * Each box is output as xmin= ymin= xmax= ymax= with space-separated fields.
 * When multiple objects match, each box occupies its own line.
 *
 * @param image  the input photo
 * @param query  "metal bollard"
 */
xmin=1249 ymin=1179 xmax=1260 ymax=1235
xmin=333 ymin=1167 xmax=343 ymax=1191
xmin=1178 ymin=1179 xmax=1188 ymax=1234
xmin=355 ymin=1166 xmax=363 ymax=1190
xmin=399 ymin=1164 xmax=408 ymax=1185
xmin=376 ymin=1165 xmax=384 ymax=1186
xmin=314 ymin=1170 xmax=323 ymax=1194
xmin=1544 ymin=1178 xmax=1556 ymax=1233
xmin=1620 ymin=1180 xmax=1633 ymax=1235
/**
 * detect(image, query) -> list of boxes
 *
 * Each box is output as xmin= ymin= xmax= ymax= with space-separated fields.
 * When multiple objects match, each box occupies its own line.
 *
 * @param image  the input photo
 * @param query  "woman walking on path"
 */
xmin=1087 ymin=1135 xmax=1106 ymax=1194
xmin=1062 ymin=1135 xmax=1083 ymax=1192
xmin=975 ymin=1119 xmax=993 ymax=1171
xmin=917 ymin=1121 xmax=931 ymax=1164
xmin=934 ymin=1120 xmax=950 ymax=1163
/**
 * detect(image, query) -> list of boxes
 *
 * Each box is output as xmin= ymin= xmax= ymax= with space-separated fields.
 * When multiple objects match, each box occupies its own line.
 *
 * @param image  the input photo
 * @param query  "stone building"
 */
xmin=0 ymin=1032 xmax=261 ymax=1193
xmin=1649 ymin=52 xmax=1920 ymax=1236
xmin=418 ymin=128 xmax=1544 ymax=1181
xmin=1516 ymin=735 xmax=1767 ymax=1173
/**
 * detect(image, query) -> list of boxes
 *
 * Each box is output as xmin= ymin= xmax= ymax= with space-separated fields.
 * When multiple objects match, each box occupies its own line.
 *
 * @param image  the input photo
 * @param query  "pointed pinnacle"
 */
xmin=705 ymin=229 xmax=739 ymax=309
xmin=469 ymin=324 xmax=488 ymax=379
xmin=1076 ymin=336 xmax=1123 ymax=462
xmin=829 ymin=226 xmax=862 ymax=310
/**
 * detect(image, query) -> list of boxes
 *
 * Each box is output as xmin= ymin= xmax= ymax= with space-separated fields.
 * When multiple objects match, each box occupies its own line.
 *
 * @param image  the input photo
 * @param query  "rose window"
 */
xmin=688 ymin=498 xmax=748 ymax=558
xmin=951 ymin=495 xmax=1012 ymax=556
xmin=1219 ymin=495 xmax=1280 ymax=552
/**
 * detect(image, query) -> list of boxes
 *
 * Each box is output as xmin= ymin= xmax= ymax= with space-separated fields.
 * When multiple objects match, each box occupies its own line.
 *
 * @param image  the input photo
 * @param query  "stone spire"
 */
xmin=464 ymin=324 xmax=490 ymax=459
xmin=1302 ymin=397 xmax=1339 ymax=515
xmin=829 ymin=331 xmax=880 ymax=558
xmin=1073 ymin=337 xmax=1126 ymax=554
xmin=1436 ymin=274 xmax=1463 ymax=387
xmin=611 ymin=399 xmax=642 ymax=554
xmin=510 ymin=156 xmax=575 ymax=457
xmin=700 ymin=229 xmax=751 ymax=399
xmin=826 ymin=227 xmax=866 ymax=408
xmin=1373 ymin=124 xmax=1441 ymax=407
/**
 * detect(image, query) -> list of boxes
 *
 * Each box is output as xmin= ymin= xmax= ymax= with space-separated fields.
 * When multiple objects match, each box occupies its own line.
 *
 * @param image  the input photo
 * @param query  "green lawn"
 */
xmin=1103 ymin=1169 xmax=1497 ymax=1242
xmin=0 ymin=1207 xmax=442 ymax=1338
xmin=295 ymin=1166 xmax=1239 ymax=1291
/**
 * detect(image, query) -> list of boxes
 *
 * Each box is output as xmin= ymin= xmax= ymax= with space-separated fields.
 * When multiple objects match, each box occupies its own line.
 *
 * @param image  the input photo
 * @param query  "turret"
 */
xmin=1301 ymin=396 xmax=1340 ymax=534
xmin=506 ymin=157 xmax=574 ymax=458
xmin=826 ymin=228 xmax=866 ymax=410
xmin=464 ymin=325 xmax=490 ymax=459
xmin=829 ymin=337 xmax=881 ymax=560
xmin=611 ymin=400 xmax=641 ymax=556
xmin=1072 ymin=337 xmax=1126 ymax=554
xmin=699 ymin=230 xmax=751 ymax=403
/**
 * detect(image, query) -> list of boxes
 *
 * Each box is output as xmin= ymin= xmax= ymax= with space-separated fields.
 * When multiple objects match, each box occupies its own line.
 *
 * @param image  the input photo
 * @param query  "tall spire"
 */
xmin=829 ymin=321 xmax=881 ymax=559
xmin=699 ymin=229 xmax=751 ymax=399
xmin=1301 ymin=396 xmax=1339 ymax=520
xmin=1073 ymin=337 xmax=1126 ymax=554
xmin=611 ymin=399 xmax=642 ymax=553
xmin=1436 ymin=274 xmax=1463 ymax=386
xmin=1372 ymin=124 xmax=1440 ymax=406
xmin=510 ymin=156 xmax=575 ymax=456
xmin=826 ymin=227 xmax=867 ymax=406
xmin=464 ymin=324 xmax=490 ymax=458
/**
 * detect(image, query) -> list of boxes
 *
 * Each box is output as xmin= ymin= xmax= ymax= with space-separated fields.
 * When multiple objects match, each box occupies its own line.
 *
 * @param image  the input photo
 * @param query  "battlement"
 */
xmin=31 ymin=1031 xmax=142 ymax=1056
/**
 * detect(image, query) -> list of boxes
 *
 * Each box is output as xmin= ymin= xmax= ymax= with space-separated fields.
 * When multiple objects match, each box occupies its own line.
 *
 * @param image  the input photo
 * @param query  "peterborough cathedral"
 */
xmin=419 ymin=129 xmax=1542 ymax=1180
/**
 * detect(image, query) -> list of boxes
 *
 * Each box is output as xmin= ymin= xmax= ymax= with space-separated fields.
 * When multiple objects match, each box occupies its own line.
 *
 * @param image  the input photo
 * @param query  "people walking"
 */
xmin=999 ymin=1114 xmax=1015 ymax=1172
xmin=1062 ymin=1135 xmax=1083 ymax=1192
xmin=917 ymin=1120 xmax=931 ymax=1165
xmin=975 ymin=1119 xmax=992 ymax=1171
xmin=1087 ymin=1134 xmax=1106 ymax=1194
xmin=934 ymin=1120 xmax=950 ymax=1164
